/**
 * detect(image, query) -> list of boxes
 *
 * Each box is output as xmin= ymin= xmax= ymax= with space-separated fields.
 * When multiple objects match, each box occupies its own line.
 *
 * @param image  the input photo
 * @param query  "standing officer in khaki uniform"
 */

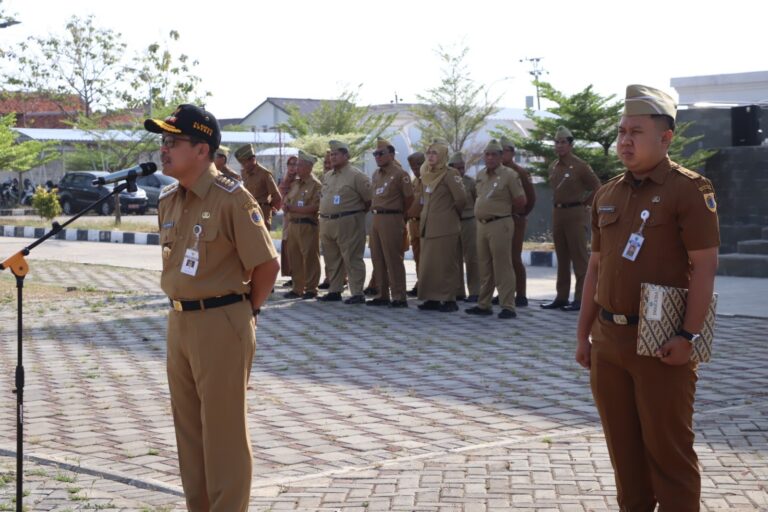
xmin=406 ymin=152 xmax=425 ymax=297
xmin=541 ymin=126 xmax=601 ymax=312
xmin=417 ymin=139 xmax=466 ymax=313
xmin=466 ymin=140 xmax=526 ymax=319
xmin=576 ymin=85 xmax=719 ymax=512
xmin=145 ymin=104 xmax=279 ymax=512
xmin=448 ymin=151 xmax=479 ymax=302
xmin=367 ymin=138 xmax=414 ymax=307
xmin=499 ymin=136 xmax=536 ymax=307
xmin=318 ymin=140 xmax=372 ymax=304
xmin=283 ymin=151 xmax=321 ymax=299
xmin=278 ymin=155 xmax=299 ymax=286
xmin=235 ymin=144 xmax=282 ymax=230
xmin=213 ymin=145 xmax=240 ymax=181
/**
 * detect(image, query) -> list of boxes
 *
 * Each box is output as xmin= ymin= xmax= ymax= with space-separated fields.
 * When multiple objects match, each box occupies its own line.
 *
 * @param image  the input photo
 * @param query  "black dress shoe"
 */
xmin=344 ymin=294 xmax=366 ymax=304
xmin=491 ymin=296 xmax=499 ymax=305
xmin=498 ymin=308 xmax=517 ymax=319
xmin=540 ymin=299 xmax=569 ymax=309
xmin=439 ymin=301 xmax=458 ymax=312
xmin=390 ymin=300 xmax=408 ymax=308
xmin=455 ymin=294 xmax=467 ymax=302
xmin=281 ymin=279 xmax=293 ymax=288
xmin=366 ymin=298 xmax=390 ymax=306
xmin=465 ymin=306 xmax=493 ymax=316
xmin=283 ymin=290 xmax=301 ymax=299
xmin=561 ymin=301 xmax=581 ymax=312
xmin=301 ymin=292 xmax=317 ymax=300
xmin=319 ymin=281 xmax=330 ymax=290
xmin=515 ymin=296 xmax=529 ymax=307
xmin=465 ymin=295 xmax=478 ymax=303
xmin=417 ymin=300 xmax=440 ymax=311
xmin=406 ymin=286 xmax=418 ymax=297
xmin=363 ymin=287 xmax=378 ymax=296
xmin=317 ymin=292 xmax=342 ymax=302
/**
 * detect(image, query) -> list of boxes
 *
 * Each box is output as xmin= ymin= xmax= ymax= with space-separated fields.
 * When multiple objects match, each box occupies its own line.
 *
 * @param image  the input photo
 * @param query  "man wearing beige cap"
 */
xmin=283 ymin=151 xmax=322 ymax=299
xmin=235 ymin=144 xmax=282 ymax=230
xmin=466 ymin=140 xmax=526 ymax=318
xmin=499 ymin=136 xmax=536 ymax=307
xmin=448 ymin=151 xmax=479 ymax=302
xmin=318 ymin=140 xmax=372 ymax=303
xmin=541 ymin=126 xmax=601 ymax=312
xmin=576 ymin=84 xmax=719 ymax=511
xmin=367 ymin=138 xmax=413 ymax=307
xmin=146 ymin=104 xmax=279 ymax=511
xmin=214 ymin=145 xmax=240 ymax=181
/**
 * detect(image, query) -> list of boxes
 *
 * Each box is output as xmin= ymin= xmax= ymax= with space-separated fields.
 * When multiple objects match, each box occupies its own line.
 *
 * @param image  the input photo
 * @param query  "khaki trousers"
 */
xmin=166 ymin=300 xmax=256 ymax=512
xmin=370 ymin=214 xmax=407 ymax=301
xmin=320 ymin=212 xmax=366 ymax=295
xmin=288 ymin=222 xmax=320 ymax=295
xmin=512 ymin=215 xmax=527 ymax=298
xmin=553 ymin=206 xmax=589 ymax=302
xmin=591 ymin=318 xmax=700 ymax=512
xmin=408 ymin=218 xmax=421 ymax=280
xmin=476 ymin=217 xmax=516 ymax=310
xmin=458 ymin=217 xmax=479 ymax=296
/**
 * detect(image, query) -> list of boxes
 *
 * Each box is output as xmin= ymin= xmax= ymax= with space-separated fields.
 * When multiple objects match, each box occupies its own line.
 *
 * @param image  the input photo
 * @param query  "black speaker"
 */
xmin=731 ymin=105 xmax=762 ymax=146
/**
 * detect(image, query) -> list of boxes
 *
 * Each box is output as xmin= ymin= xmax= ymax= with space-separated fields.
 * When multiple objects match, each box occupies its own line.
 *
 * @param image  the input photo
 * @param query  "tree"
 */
xmin=0 ymin=113 xmax=58 ymax=198
xmin=494 ymin=81 xmax=715 ymax=181
xmin=281 ymin=88 xmax=395 ymax=161
xmin=2 ymin=15 xmax=127 ymax=118
xmin=411 ymin=45 xmax=499 ymax=153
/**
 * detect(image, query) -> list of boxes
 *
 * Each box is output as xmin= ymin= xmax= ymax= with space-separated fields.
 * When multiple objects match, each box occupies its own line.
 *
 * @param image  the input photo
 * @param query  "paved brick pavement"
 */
xmin=0 ymin=260 xmax=766 ymax=511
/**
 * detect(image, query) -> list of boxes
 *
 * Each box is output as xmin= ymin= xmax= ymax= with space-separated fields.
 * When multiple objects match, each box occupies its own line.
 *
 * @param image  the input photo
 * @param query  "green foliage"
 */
xmin=668 ymin=121 xmax=718 ymax=171
xmin=280 ymin=88 xmax=395 ymax=160
xmin=411 ymin=45 xmax=499 ymax=153
xmin=290 ymin=133 xmax=364 ymax=172
xmin=31 ymin=186 xmax=62 ymax=220
xmin=0 ymin=113 xmax=58 ymax=173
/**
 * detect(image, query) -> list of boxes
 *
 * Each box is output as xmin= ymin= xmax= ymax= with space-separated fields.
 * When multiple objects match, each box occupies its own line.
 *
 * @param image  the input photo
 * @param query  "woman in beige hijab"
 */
xmin=417 ymin=140 xmax=466 ymax=312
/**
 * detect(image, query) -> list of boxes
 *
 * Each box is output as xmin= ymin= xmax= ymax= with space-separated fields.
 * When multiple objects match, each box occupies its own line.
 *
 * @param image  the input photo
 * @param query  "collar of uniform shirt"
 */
xmin=188 ymin=164 xmax=218 ymax=199
xmin=620 ymin=156 xmax=672 ymax=186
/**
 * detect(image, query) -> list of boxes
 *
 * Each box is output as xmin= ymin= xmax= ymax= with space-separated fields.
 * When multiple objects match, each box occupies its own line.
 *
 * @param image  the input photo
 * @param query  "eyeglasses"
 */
xmin=161 ymin=135 xmax=200 ymax=148
xmin=373 ymin=150 xmax=387 ymax=157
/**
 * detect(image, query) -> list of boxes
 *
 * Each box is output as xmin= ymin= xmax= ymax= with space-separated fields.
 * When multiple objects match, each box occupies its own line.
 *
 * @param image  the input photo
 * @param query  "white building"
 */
xmin=671 ymin=71 xmax=768 ymax=106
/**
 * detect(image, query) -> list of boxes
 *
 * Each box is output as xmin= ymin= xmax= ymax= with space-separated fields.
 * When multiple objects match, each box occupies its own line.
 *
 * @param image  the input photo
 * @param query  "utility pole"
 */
xmin=519 ymin=57 xmax=548 ymax=110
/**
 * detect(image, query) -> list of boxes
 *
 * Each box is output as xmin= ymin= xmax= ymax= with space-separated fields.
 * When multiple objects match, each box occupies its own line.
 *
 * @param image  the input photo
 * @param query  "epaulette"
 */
xmin=159 ymin=182 xmax=179 ymax=201
xmin=605 ymin=173 xmax=623 ymax=184
xmin=214 ymin=174 xmax=241 ymax=193
xmin=672 ymin=164 xmax=702 ymax=180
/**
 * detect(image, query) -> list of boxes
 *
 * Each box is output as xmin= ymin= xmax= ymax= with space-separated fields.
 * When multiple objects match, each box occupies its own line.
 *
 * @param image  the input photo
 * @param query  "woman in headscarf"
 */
xmin=417 ymin=140 xmax=466 ymax=312
xmin=279 ymin=155 xmax=299 ymax=285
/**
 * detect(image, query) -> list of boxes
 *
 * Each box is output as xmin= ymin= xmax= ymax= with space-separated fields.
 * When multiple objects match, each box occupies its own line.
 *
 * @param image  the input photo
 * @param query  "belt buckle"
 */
xmin=172 ymin=300 xmax=183 ymax=312
xmin=613 ymin=314 xmax=628 ymax=325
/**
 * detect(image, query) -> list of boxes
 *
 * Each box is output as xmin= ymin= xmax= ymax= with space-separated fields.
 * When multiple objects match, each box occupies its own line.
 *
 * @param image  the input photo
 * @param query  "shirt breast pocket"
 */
xmin=597 ymin=212 xmax=622 ymax=256
xmin=160 ymin=229 xmax=177 ymax=271
xmin=199 ymin=224 xmax=220 ymax=268
xmin=643 ymin=212 xmax=675 ymax=258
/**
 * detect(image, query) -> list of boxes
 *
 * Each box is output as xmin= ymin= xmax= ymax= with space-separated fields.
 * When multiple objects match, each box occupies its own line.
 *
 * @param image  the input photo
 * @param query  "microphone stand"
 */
xmin=0 ymin=178 xmax=135 ymax=511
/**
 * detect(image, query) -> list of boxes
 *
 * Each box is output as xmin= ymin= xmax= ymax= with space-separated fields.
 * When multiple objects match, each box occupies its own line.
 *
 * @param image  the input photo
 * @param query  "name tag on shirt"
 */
xmin=425 ymin=186 xmax=432 ymax=194
xmin=375 ymin=187 xmax=385 ymax=195
xmin=297 ymin=200 xmax=304 ymax=207
xmin=622 ymin=233 xmax=644 ymax=261
xmin=181 ymin=248 xmax=199 ymax=276
xmin=333 ymin=194 xmax=341 ymax=205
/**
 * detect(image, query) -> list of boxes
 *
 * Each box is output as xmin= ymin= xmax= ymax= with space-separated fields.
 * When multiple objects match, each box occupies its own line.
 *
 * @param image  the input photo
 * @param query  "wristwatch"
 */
xmin=677 ymin=329 xmax=701 ymax=344
xmin=252 ymin=307 xmax=261 ymax=317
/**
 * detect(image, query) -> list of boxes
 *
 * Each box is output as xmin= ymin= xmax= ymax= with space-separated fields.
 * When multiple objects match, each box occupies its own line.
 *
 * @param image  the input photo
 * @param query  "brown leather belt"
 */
xmin=600 ymin=308 xmax=639 ymax=325
xmin=170 ymin=293 xmax=249 ymax=312
xmin=319 ymin=210 xmax=362 ymax=219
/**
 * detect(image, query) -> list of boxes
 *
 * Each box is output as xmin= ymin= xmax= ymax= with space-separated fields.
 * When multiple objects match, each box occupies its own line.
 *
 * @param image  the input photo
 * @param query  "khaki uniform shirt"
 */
xmin=285 ymin=174 xmax=322 ymax=221
xmin=242 ymin=162 xmax=280 ymax=207
xmin=460 ymin=175 xmax=477 ymax=219
xmin=509 ymin=163 xmax=536 ymax=216
xmin=474 ymin=165 xmax=525 ymax=220
xmin=219 ymin=165 xmax=241 ymax=181
xmin=319 ymin=163 xmax=371 ymax=215
xmin=371 ymin=161 xmax=414 ymax=211
xmin=158 ymin=165 xmax=278 ymax=300
xmin=591 ymin=157 xmax=720 ymax=316
xmin=548 ymin=153 xmax=601 ymax=205
xmin=420 ymin=169 xmax=466 ymax=238
xmin=407 ymin=177 xmax=424 ymax=219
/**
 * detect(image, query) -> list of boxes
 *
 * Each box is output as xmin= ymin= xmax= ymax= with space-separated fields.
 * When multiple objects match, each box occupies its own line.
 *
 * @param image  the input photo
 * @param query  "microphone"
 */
xmin=92 ymin=162 xmax=158 ymax=186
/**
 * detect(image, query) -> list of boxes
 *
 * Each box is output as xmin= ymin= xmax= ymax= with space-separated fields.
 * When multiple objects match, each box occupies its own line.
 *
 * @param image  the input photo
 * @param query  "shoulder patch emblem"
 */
xmin=215 ymin=174 xmax=241 ymax=193
xmin=454 ymin=175 xmax=462 ymax=183
xmin=250 ymin=208 xmax=263 ymax=225
xmin=159 ymin=182 xmax=179 ymax=201
xmin=403 ymin=175 xmax=411 ymax=184
xmin=703 ymin=192 xmax=717 ymax=213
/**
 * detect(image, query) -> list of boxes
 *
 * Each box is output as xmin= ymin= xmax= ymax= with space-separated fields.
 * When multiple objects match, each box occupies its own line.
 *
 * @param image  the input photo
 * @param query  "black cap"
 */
xmin=144 ymin=104 xmax=221 ymax=150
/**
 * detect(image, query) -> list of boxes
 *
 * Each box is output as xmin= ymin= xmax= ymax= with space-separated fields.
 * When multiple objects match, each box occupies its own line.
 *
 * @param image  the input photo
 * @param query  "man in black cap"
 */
xmin=146 ymin=104 xmax=279 ymax=511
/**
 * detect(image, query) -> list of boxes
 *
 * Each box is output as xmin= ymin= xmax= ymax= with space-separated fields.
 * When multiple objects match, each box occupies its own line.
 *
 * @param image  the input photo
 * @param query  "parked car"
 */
xmin=57 ymin=171 xmax=149 ymax=216
xmin=136 ymin=172 xmax=177 ymax=209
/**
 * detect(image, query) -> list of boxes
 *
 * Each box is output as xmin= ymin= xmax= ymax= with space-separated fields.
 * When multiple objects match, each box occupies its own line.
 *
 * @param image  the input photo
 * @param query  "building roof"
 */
xmin=12 ymin=128 xmax=294 ymax=145
xmin=241 ymin=97 xmax=342 ymax=122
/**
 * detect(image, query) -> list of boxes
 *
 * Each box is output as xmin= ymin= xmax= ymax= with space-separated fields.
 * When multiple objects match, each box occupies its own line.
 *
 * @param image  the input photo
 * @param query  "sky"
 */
xmin=2 ymin=0 xmax=766 ymax=120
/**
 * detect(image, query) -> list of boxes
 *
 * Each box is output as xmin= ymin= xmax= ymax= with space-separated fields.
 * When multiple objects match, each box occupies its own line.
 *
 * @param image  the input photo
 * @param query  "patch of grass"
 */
xmin=147 ymin=448 xmax=159 ymax=456
xmin=54 ymin=472 xmax=77 ymax=483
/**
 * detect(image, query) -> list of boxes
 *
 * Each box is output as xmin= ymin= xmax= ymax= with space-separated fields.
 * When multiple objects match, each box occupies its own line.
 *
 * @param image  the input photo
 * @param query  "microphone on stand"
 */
xmin=92 ymin=162 xmax=158 ymax=186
